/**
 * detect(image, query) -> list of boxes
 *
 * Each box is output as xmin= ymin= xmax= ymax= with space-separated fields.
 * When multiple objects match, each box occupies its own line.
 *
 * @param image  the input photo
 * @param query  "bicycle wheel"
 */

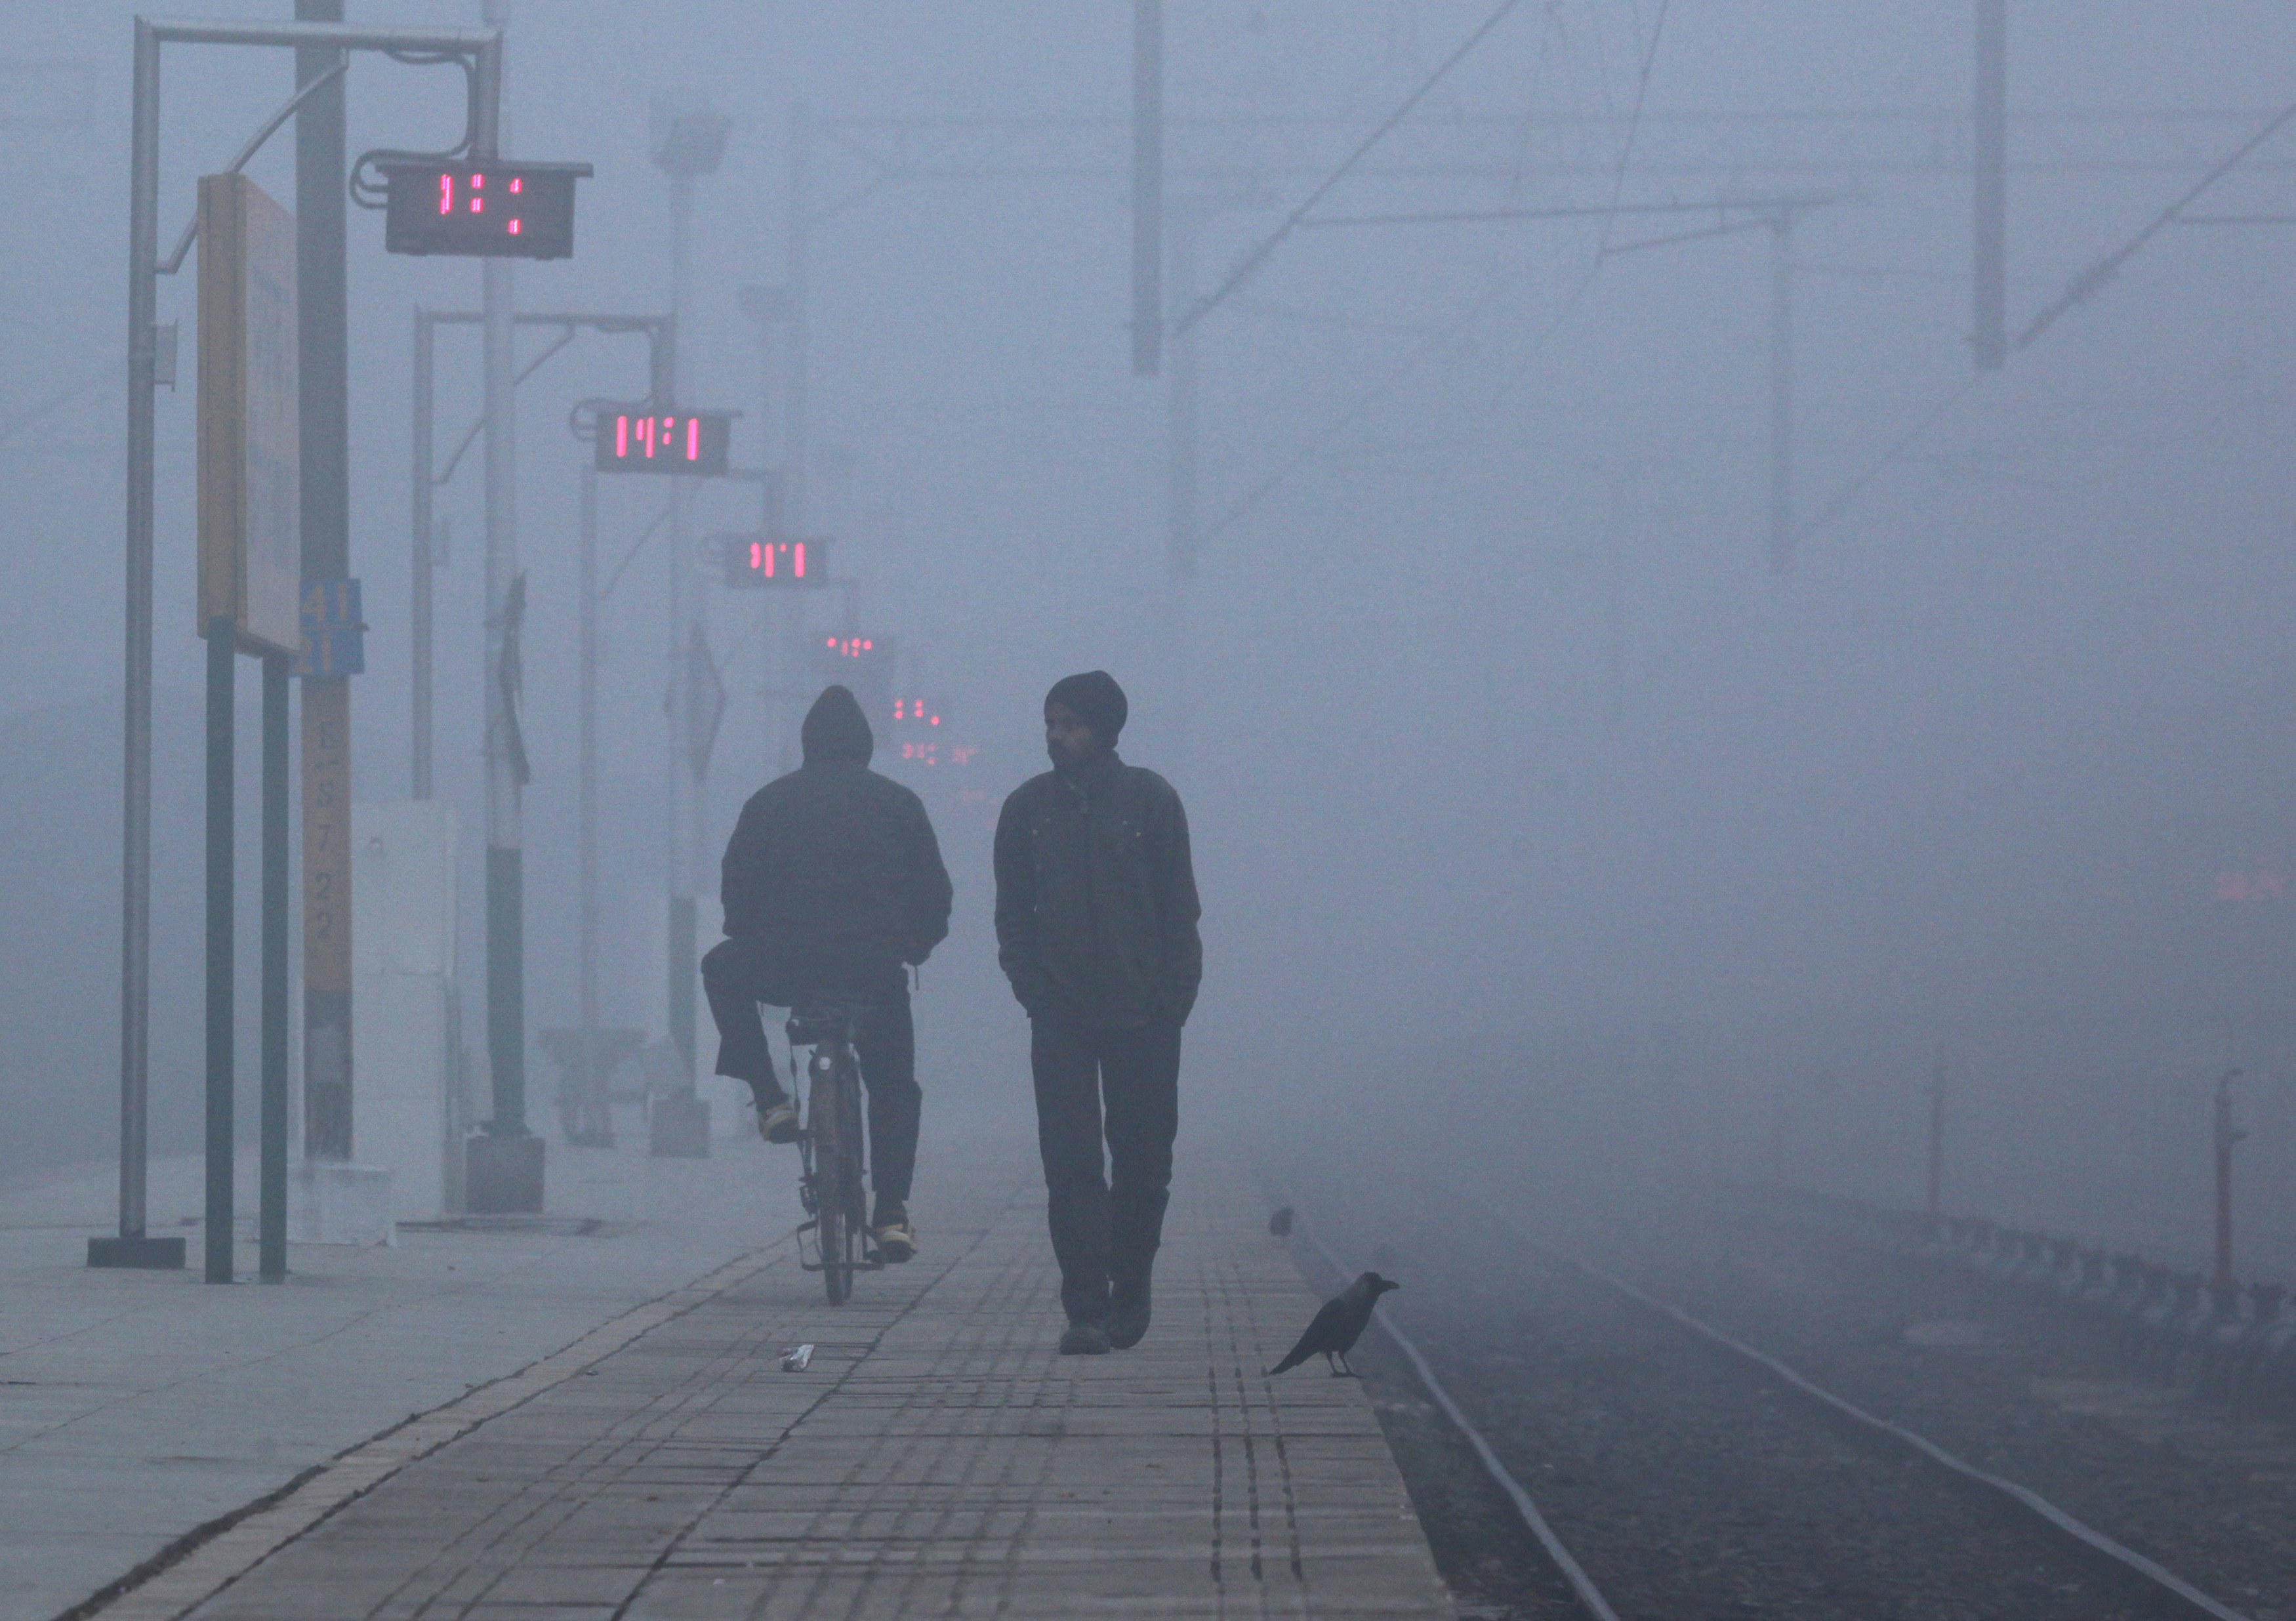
xmin=836 ymin=1049 xmax=870 ymax=1258
xmin=811 ymin=1065 xmax=852 ymax=1306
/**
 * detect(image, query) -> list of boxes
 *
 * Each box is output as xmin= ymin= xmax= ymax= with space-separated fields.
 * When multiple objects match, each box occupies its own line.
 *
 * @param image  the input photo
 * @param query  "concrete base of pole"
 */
xmin=289 ymin=1160 xmax=396 ymax=1246
xmin=87 ymin=1235 xmax=187 ymax=1269
xmin=466 ymin=1132 xmax=544 ymax=1214
xmin=649 ymin=1094 xmax=711 ymax=1159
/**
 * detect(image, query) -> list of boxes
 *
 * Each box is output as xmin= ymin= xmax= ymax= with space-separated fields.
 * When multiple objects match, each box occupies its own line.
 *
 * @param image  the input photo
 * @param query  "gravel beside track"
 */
xmin=1591 ymin=1192 xmax=2296 ymax=1621
xmin=1307 ymin=1201 xmax=2185 ymax=1621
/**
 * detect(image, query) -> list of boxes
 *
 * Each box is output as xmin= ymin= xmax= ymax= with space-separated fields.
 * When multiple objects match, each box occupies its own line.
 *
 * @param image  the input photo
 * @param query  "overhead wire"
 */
xmin=1195 ymin=5 xmax=1574 ymax=547
xmin=1792 ymin=89 xmax=2296 ymax=553
xmin=1200 ymin=2 xmax=1669 ymax=548
xmin=1170 ymin=0 xmax=1527 ymax=338
xmin=2017 ymin=94 xmax=2296 ymax=350
xmin=1498 ymin=0 xmax=1671 ymax=374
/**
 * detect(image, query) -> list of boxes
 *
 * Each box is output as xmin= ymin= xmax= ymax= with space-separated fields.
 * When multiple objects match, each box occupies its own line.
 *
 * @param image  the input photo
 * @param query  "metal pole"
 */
xmin=665 ymin=173 xmax=698 ymax=1089
xmin=113 ymin=18 xmax=161 ymax=1257
xmin=744 ymin=290 xmax=785 ymax=783
xmin=1973 ymin=0 xmax=2008 ymax=371
xmin=751 ymin=297 xmax=778 ymax=533
xmin=1130 ymin=0 xmax=1164 ymax=377
xmin=776 ymin=106 xmax=811 ymax=781
xmin=476 ymin=0 xmax=530 ymax=1166
xmin=1767 ymin=211 xmax=1795 ymax=575
xmin=482 ymin=255 xmax=526 ymax=1139
xmin=787 ymin=102 xmax=810 ymax=537
xmin=579 ymin=455 xmax=600 ymax=1122
xmin=298 ymin=1 xmax=353 ymax=1161
xmin=260 ymin=653 xmax=289 ymax=1280
xmin=1604 ymin=472 xmax=1628 ymax=733
xmin=2213 ymin=1069 xmax=2244 ymax=1288
xmin=413 ymin=310 xmax=435 ymax=800
xmin=1164 ymin=212 xmax=1198 ymax=769
xmin=204 ymin=621 xmax=236 ymax=1285
xmin=1925 ymin=1048 xmax=1947 ymax=1223
xmin=1166 ymin=217 xmax=1198 ymax=582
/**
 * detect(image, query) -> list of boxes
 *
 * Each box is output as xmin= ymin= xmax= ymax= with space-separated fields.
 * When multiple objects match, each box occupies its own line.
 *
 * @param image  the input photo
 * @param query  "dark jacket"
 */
xmin=720 ymin=687 xmax=952 ymax=985
xmin=993 ymin=750 xmax=1202 ymax=1029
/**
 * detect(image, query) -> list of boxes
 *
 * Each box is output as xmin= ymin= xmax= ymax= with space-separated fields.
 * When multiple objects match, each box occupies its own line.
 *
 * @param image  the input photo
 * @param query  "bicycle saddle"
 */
xmin=786 ymin=998 xmax=869 ymax=1046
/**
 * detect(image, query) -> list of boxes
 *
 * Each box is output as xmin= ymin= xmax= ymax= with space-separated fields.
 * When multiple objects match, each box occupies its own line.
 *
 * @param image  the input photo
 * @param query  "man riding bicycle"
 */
xmin=702 ymin=684 xmax=953 ymax=1262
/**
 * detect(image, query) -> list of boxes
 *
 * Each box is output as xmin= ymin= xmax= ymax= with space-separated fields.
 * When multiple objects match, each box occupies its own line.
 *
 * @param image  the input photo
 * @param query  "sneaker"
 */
xmin=874 ymin=1218 xmax=918 ymax=1263
xmin=1107 ymin=1279 xmax=1152 ymax=1350
xmin=756 ymin=1101 xmax=798 ymax=1144
xmin=1059 ymin=1321 xmax=1111 ymax=1356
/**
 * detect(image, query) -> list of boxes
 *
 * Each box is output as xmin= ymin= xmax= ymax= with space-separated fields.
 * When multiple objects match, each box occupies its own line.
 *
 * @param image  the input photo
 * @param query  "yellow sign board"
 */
xmin=197 ymin=173 xmax=300 ymax=655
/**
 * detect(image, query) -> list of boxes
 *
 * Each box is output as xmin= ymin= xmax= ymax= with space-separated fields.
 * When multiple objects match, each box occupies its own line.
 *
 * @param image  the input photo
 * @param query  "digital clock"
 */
xmin=810 ymin=635 xmax=894 ymax=719
xmin=720 ymin=533 xmax=832 ymax=588
xmin=594 ymin=411 xmax=733 ymax=476
xmin=381 ymin=159 xmax=591 ymax=260
xmin=890 ymin=698 xmax=946 ymax=766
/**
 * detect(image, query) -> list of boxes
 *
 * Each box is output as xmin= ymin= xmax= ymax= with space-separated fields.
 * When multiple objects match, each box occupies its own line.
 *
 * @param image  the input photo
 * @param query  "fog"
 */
xmin=7 ymin=3 xmax=2296 ymax=1275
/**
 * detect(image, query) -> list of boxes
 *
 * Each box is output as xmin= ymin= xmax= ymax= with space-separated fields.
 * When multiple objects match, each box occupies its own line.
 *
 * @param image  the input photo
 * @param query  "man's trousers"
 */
xmin=701 ymin=937 xmax=920 ymax=1208
xmin=1030 ymin=1018 xmax=1181 ymax=1326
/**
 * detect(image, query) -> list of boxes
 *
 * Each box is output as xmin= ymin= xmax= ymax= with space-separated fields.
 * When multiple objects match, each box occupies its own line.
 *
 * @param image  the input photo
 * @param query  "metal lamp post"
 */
xmin=647 ymin=98 xmax=729 ymax=1158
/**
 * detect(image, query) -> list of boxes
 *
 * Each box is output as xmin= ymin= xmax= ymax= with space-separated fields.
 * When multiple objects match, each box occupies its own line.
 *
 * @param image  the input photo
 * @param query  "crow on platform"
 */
xmin=1267 ymin=1271 xmax=1399 ymax=1377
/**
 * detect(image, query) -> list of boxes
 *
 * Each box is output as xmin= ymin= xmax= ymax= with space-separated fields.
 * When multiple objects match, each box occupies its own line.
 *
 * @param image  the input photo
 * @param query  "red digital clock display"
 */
xmin=810 ymin=635 xmax=895 ymax=719
xmin=720 ymin=533 xmax=832 ymax=588
xmin=594 ymin=411 xmax=733 ymax=476
xmin=382 ymin=159 xmax=589 ymax=260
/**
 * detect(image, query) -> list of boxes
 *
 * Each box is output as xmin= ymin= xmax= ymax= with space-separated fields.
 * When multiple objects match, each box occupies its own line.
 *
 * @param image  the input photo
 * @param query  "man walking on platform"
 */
xmin=703 ymin=685 xmax=952 ymax=1261
xmin=994 ymin=672 xmax=1203 ymax=1355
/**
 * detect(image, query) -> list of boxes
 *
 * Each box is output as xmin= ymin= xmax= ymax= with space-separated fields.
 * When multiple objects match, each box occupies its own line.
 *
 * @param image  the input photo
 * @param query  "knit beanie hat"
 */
xmin=1044 ymin=670 xmax=1127 ymax=744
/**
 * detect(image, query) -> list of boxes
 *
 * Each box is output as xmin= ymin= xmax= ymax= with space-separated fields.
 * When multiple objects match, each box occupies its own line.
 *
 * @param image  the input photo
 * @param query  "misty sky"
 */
xmin=8 ymin=3 xmax=2296 ymax=1267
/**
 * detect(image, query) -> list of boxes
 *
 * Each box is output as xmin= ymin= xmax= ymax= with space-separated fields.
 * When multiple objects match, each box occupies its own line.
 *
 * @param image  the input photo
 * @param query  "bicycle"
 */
xmin=785 ymin=997 xmax=883 ymax=1304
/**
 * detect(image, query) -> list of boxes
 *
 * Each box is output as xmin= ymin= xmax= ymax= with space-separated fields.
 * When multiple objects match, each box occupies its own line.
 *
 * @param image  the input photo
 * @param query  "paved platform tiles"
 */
xmin=0 ymin=1136 xmax=782 ymax=1621
xmin=112 ymin=1148 xmax=1450 ymax=1619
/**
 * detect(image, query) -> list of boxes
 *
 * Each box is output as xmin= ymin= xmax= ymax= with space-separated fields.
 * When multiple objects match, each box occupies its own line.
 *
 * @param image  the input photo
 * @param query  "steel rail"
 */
xmin=1483 ymin=1205 xmax=2256 ymax=1621
xmin=1294 ymin=1225 xmax=1620 ymax=1621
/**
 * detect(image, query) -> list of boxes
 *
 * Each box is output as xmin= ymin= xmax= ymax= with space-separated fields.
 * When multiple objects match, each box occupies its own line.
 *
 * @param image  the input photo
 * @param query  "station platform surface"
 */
xmin=24 ymin=1118 xmax=1450 ymax=1619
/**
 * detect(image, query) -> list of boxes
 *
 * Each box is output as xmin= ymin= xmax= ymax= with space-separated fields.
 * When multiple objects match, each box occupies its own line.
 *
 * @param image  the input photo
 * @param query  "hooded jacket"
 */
xmin=993 ymin=749 xmax=1202 ymax=1029
xmin=719 ymin=686 xmax=953 ymax=983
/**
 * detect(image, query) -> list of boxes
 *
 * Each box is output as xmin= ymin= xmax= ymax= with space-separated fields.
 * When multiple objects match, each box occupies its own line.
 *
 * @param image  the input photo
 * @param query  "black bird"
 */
xmin=1267 ymin=1206 xmax=1294 ymax=1237
xmin=1267 ymin=1272 xmax=1399 ymax=1377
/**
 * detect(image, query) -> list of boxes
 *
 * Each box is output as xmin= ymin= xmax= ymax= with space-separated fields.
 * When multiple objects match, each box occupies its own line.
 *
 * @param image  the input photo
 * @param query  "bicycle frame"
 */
xmin=787 ymin=1004 xmax=882 ymax=1301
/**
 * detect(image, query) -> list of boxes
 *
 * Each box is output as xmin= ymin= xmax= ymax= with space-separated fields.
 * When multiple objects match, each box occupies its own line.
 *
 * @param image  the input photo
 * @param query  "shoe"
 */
xmin=756 ymin=1101 xmax=798 ymax=1144
xmin=1107 ymin=1279 xmax=1152 ymax=1349
xmin=875 ymin=1218 xmax=918 ymax=1263
xmin=1059 ymin=1321 xmax=1111 ymax=1356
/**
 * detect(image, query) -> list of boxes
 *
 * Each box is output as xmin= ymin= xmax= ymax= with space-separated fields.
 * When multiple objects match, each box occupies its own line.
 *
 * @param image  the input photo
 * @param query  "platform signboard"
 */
xmin=196 ymin=173 xmax=299 ymax=655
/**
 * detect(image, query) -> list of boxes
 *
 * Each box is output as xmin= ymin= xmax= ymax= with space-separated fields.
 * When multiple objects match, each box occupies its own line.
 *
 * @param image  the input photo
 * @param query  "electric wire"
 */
xmin=2017 ymin=94 xmax=2296 ymax=350
xmin=1793 ymin=92 xmax=2296 ymax=550
xmin=1200 ymin=3 xmax=1666 ymax=550
xmin=1171 ymin=0 xmax=1527 ymax=338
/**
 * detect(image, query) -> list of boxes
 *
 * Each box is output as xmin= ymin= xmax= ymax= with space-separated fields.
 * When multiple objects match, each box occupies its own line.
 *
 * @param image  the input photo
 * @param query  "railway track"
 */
xmin=1290 ymin=1195 xmax=2253 ymax=1621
